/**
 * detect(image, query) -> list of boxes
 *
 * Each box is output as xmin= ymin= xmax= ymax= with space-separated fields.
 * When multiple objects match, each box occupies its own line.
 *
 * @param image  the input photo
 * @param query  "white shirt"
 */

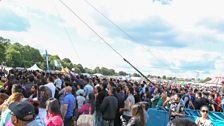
xmin=45 ymin=82 xmax=56 ymax=97
xmin=54 ymin=78 xmax=62 ymax=89
xmin=123 ymin=94 xmax=135 ymax=117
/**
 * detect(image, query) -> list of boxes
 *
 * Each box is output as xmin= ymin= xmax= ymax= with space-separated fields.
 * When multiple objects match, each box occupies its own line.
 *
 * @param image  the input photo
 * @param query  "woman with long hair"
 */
xmin=45 ymin=98 xmax=63 ymax=126
xmin=195 ymin=105 xmax=214 ymax=126
xmin=38 ymin=86 xmax=52 ymax=121
xmin=121 ymin=103 xmax=146 ymax=126
xmin=78 ymin=93 xmax=95 ymax=114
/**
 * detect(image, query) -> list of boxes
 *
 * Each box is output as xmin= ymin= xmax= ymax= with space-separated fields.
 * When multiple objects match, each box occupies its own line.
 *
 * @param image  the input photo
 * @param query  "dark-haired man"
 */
xmin=100 ymin=86 xmax=118 ymax=126
xmin=169 ymin=94 xmax=186 ymax=120
xmin=9 ymin=101 xmax=42 ymax=126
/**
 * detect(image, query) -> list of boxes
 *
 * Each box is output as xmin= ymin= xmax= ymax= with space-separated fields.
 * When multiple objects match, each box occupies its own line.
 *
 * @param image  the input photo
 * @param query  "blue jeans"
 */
xmin=103 ymin=120 xmax=114 ymax=126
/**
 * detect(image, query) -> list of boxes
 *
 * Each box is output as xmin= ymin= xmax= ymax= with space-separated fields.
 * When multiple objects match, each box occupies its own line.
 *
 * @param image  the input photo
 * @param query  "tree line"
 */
xmin=0 ymin=36 xmax=137 ymax=76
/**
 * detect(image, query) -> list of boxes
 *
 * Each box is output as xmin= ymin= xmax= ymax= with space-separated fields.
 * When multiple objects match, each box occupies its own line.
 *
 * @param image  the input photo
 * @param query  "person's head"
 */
xmin=47 ymin=76 xmax=54 ymax=83
xmin=95 ymin=86 xmax=102 ymax=93
xmin=38 ymin=86 xmax=52 ymax=108
xmin=46 ymin=98 xmax=62 ymax=117
xmin=134 ymin=88 xmax=139 ymax=95
xmin=87 ymin=93 xmax=95 ymax=103
xmin=200 ymin=105 xmax=209 ymax=119
xmin=2 ymin=93 xmax=24 ymax=111
xmin=84 ymin=77 xmax=90 ymax=84
xmin=131 ymin=104 xmax=146 ymax=126
xmin=0 ymin=93 xmax=9 ymax=105
xmin=28 ymin=75 xmax=35 ymax=83
xmin=126 ymin=85 xmax=134 ymax=95
xmin=161 ymin=92 xmax=168 ymax=99
xmin=9 ymin=101 xmax=35 ymax=126
xmin=31 ymin=85 xmax=38 ymax=94
xmin=172 ymin=88 xmax=178 ymax=95
xmin=181 ymin=89 xmax=187 ymax=95
xmin=171 ymin=118 xmax=197 ymax=126
xmin=108 ymin=86 xmax=116 ymax=96
xmin=64 ymin=86 xmax=72 ymax=94
xmin=208 ymin=94 xmax=214 ymax=100
xmin=11 ymin=84 xmax=23 ymax=94
xmin=196 ymin=92 xmax=202 ymax=98
xmin=202 ymin=92 xmax=207 ymax=98
xmin=174 ymin=93 xmax=182 ymax=102
xmin=77 ymin=83 xmax=83 ymax=89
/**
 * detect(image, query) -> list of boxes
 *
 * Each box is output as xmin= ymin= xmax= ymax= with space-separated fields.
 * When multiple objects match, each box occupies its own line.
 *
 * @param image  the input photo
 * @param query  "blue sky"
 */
xmin=0 ymin=0 xmax=224 ymax=78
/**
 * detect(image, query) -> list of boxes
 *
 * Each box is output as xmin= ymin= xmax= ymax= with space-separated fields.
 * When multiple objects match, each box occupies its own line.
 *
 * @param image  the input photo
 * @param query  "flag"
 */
xmin=46 ymin=50 xmax=50 ymax=72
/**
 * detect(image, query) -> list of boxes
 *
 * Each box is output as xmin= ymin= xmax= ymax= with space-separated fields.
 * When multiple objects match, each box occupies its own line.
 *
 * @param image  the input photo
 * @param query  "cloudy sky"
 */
xmin=0 ymin=0 xmax=224 ymax=78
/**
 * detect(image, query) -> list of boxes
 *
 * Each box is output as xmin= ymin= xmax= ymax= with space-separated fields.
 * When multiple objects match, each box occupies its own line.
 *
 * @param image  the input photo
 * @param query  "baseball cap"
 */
xmin=9 ymin=101 xmax=35 ymax=121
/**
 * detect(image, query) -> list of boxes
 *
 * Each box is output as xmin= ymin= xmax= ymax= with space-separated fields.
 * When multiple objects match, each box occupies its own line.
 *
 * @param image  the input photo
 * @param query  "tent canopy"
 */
xmin=27 ymin=64 xmax=42 ymax=71
xmin=61 ymin=67 xmax=70 ymax=73
xmin=206 ymin=76 xmax=224 ymax=85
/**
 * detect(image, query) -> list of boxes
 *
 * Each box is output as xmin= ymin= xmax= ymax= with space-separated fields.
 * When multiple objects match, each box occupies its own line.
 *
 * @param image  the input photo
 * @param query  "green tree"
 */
xmin=201 ymin=77 xmax=212 ymax=83
xmin=0 ymin=43 xmax=5 ymax=64
xmin=94 ymin=67 xmax=101 ymax=73
xmin=5 ymin=46 xmax=22 ymax=67
xmin=119 ymin=71 xmax=128 ymax=76
xmin=84 ymin=67 xmax=95 ymax=74
xmin=74 ymin=64 xmax=84 ymax=73
xmin=61 ymin=58 xmax=73 ymax=69
xmin=132 ymin=73 xmax=141 ymax=77
xmin=0 ymin=37 xmax=11 ymax=64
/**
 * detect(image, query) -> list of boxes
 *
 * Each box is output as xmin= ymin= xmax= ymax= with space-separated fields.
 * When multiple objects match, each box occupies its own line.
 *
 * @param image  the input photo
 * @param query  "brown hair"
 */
xmin=131 ymin=103 xmax=146 ymax=126
xmin=1 ymin=92 xmax=23 ymax=111
xmin=0 ymin=93 xmax=9 ymax=105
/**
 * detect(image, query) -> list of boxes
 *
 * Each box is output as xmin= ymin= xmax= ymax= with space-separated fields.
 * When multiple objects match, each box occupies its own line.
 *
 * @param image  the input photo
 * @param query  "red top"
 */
xmin=216 ymin=97 xmax=221 ymax=111
xmin=45 ymin=113 xmax=63 ymax=126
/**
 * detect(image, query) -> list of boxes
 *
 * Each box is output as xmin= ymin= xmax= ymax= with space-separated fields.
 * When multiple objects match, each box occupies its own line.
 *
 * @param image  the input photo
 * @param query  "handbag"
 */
xmin=77 ymin=104 xmax=94 ymax=126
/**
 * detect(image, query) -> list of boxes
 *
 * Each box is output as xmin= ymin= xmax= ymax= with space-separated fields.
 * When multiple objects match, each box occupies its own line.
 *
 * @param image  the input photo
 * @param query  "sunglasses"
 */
xmin=201 ymin=110 xmax=209 ymax=113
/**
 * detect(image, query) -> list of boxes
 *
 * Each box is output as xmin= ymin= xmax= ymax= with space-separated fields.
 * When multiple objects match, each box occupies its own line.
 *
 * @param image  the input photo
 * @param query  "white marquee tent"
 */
xmin=27 ymin=64 xmax=42 ymax=71
xmin=205 ymin=76 xmax=224 ymax=87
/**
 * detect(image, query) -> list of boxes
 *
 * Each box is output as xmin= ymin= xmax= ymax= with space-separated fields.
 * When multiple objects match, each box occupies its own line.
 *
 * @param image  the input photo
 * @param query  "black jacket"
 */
xmin=100 ymin=95 xmax=118 ymax=120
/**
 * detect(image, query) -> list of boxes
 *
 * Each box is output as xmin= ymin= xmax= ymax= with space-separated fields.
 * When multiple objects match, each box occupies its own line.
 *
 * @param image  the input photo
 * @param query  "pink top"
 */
xmin=45 ymin=113 xmax=63 ymax=126
xmin=6 ymin=120 xmax=13 ymax=126
xmin=78 ymin=103 xmax=92 ymax=114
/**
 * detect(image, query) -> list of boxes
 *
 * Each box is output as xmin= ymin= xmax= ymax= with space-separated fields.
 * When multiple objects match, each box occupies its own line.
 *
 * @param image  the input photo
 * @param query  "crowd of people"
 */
xmin=0 ymin=68 xmax=223 ymax=126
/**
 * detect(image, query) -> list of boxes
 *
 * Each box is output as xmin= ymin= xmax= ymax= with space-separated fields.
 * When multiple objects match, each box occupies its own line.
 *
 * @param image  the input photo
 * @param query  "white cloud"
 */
xmin=1 ymin=0 xmax=224 ymax=78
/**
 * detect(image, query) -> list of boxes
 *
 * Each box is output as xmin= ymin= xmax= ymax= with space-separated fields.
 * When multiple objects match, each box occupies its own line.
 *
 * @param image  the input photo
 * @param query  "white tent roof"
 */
xmin=206 ymin=76 xmax=224 ymax=85
xmin=93 ymin=73 xmax=104 ymax=77
xmin=27 ymin=64 xmax=42 ymax=71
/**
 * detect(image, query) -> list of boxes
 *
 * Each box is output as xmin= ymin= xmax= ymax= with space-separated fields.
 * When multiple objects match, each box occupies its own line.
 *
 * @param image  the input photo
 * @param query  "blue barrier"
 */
xmin=185 ymin=110 xmax=224 ymax=126
xmin=147 ymin=108 xmax=224 ymax=126
xmin=147 ymin=108 xmax=170 ymax=126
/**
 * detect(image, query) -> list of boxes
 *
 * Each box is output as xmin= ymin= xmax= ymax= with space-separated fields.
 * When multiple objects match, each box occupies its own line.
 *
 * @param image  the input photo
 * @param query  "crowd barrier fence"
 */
xmin=147 ymin=108 xmax=224 ymax=126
